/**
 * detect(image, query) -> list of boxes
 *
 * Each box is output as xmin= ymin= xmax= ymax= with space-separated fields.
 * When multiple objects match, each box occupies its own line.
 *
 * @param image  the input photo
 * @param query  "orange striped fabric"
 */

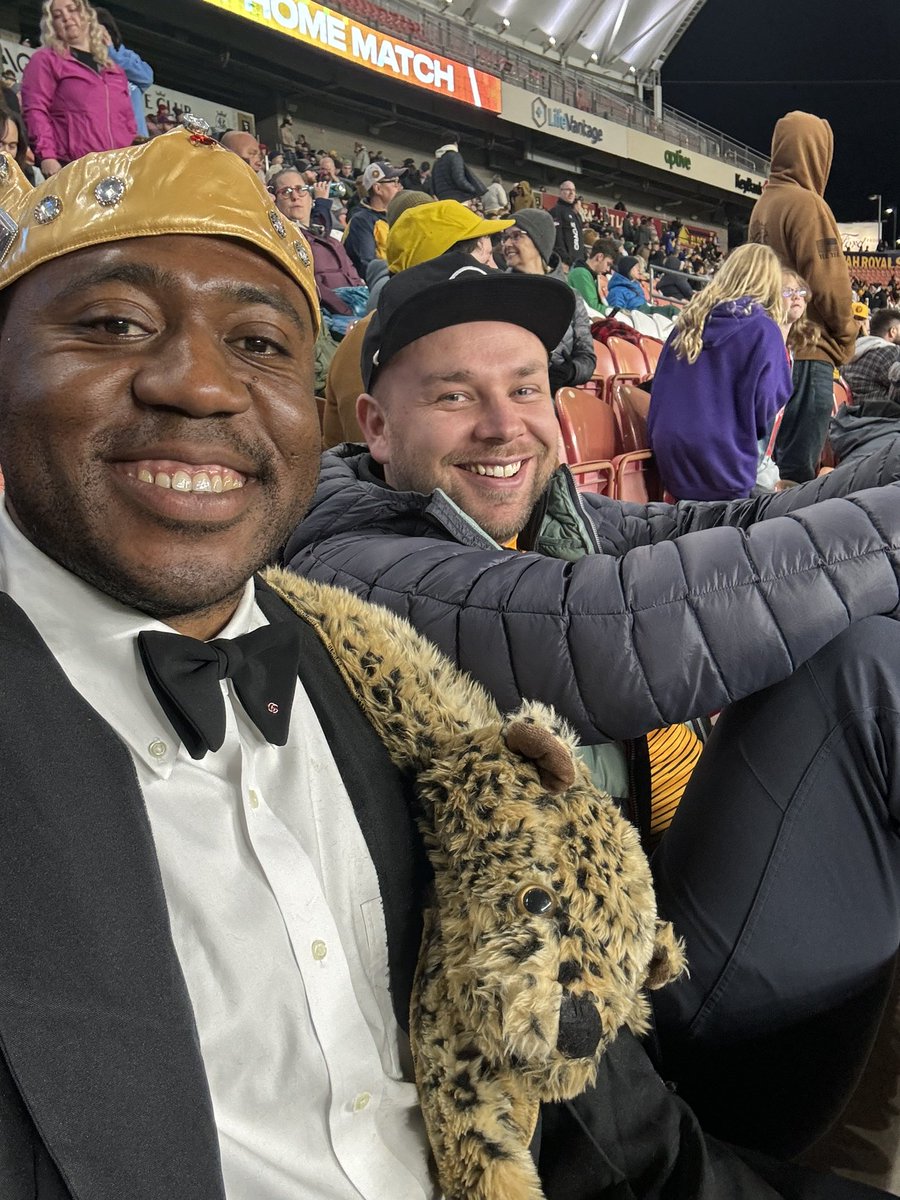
xmin=646 ymin=723 xmax=704 ymax=845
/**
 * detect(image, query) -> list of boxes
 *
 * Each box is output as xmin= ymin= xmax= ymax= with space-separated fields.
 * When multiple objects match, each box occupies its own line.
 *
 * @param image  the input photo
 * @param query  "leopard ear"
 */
xmin=645 ymin=921 xmax=687 ymax=990
xmin=504 ymin=718 xmax=576 ymax=795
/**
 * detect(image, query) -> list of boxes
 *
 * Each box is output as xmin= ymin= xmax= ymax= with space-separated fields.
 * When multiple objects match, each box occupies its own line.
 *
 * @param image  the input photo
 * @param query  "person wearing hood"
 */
xmin=749 ymin=112 xmax=856 ymax=484
xmin=500 ymin=208 xmax=595 ymax=391
xmin=648 ymin=244 xmax=793 ymax=501
xmin=841 ymin=307 xmax=900 ymax=414
xmin=430 ymin=131 xmax=487 ymax=205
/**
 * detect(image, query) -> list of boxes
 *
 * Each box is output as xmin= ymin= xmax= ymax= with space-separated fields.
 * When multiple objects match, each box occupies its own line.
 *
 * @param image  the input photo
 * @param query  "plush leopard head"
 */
xmin=416 ymin=703 xmax=685 ymax=1101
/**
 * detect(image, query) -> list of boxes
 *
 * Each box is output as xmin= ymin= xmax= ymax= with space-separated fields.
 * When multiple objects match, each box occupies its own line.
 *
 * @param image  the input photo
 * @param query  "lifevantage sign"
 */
xmin=200 ymin=0 xmax=501 ymax=111
xmin=499 ymin=84 xmax=629 ymax=157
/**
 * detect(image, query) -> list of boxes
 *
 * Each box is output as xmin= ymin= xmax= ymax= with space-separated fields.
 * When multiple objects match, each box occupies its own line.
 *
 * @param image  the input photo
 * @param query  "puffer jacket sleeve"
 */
xmin=288 ymin=484 xmax=900 ymax=741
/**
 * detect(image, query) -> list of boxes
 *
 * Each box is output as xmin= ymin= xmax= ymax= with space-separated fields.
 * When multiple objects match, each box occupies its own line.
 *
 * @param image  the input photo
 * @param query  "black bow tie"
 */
xmin=138 ymin=623 xmax=305 ymax=760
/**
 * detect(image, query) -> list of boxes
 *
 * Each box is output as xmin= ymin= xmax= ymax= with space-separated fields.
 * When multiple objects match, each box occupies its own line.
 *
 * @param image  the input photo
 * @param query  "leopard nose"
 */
xmin=556 ymin=993 xmax=602 ymax=1059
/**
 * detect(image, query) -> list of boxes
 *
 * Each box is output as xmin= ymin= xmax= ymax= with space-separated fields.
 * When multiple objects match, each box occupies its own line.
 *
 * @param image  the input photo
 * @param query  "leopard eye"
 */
xmin=517 ymin=885 xmax=557 ymax=917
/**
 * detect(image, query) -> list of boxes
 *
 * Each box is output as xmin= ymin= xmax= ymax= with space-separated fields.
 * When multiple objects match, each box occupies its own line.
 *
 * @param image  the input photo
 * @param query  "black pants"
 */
xmin=775 ymin=358 xmax=835 ymax=483
xmin=651 ymin=617 xmax=900 ymax=1159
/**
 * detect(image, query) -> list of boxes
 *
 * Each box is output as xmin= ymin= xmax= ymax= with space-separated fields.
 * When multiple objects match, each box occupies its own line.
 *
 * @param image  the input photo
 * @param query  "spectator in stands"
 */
xmin=220 ymin=129 xmax=264 ymax=181
xmin=566 ymin=237 xmax=618 ymax=311
xmin=841 ymin=307 xmax=900 ymax=414
xmin=342 ymin=159 xmax=403 ymax=277
xmin=749 ymin=112 xmax=856 ymax=485
xmin=549 ymin=179 xmax=584 ymax=268
xmin=364 ymin=188 xmax=434 ymax=309
xmin=1 ymin=68 xmax=21 ymax=117
xmin=285 ymin=252 xmax=900 ymax=1170
xmin=481 ymin=173 xmax=507 ymax=217
xmin=351 ymin=138 xmax=369 ymax=171
xmin=339 ymin=158 xmax=354 ymax=181
xmin=94 ymin=7 xmax=152 ymax=139
xmin=621 ymin=212 xmax=637 ymax=245
xmin=431 ymin=131 xmax=487 ymax=205
xmin=656 ymin=253 xmax=693 ymax=302
xmin=0 ymin=106 xmax=35 ymax=183
xmin=648 ymin=236 xmax=665 ymax=269
xmin=270 ymin=169 xmax=333 ymax=235
xmin=648 ymin=244 xmax=792 ymax=502
xmin=508 ymin=179 xmax=537 ymax=212
xmin=278 ymin=114 xmax=295 ymax=154
xmin=500 ymin=208 xmax=595 ymax=391
xmin=636 ymin=217 xmax=654 ymax=248
xmin=321 ymin=198 xmax=509 ymax=447
xmin=607 ymin=254 xmax=679 ymax=319
xmin=20 ymin=0 xmax=136 ymax=176
xmin=852 ymin=300 xmax=870 ymax=337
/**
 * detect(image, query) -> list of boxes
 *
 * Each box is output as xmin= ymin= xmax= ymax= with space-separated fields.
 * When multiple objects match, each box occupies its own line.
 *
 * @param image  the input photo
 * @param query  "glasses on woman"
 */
xmin=782 ymin=288 xmax=808 ymax=298
xmin=274 ymin=185 xmax=311 ymax=199
xmin=500 ymin=229 xmax=527 ymax=243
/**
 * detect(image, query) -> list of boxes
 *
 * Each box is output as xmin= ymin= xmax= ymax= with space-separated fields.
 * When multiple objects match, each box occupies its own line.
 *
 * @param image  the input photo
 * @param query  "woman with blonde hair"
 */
xmin=20 ymin=0 xmax=135 ymax=176
xmin=647 ymin=243 xmax=793 ymax=500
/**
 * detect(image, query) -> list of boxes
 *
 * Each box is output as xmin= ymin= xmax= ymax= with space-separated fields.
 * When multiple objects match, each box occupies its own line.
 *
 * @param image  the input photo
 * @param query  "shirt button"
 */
xmin=248 ymin=789 xmax=260 ymax=810
xmin=352 ymin=1092 xmax=371 ymax=1112
xmin=148 ymin=739 xmax=168 ymax=759
xmin=311 ymin=939 xmax=328 ymax=961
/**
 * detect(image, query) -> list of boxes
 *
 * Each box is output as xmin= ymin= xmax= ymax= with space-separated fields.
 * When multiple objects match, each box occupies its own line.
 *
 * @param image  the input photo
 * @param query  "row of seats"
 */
xmin=557 ymin=381 xmax=662 ymax=504
xmin=586 ymin=334 xmax=663 ymax=402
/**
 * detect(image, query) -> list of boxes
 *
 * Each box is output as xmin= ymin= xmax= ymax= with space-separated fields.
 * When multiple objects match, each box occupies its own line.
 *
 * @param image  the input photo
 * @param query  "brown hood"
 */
xmin=769 ymin=111 xmax=833 ymax=195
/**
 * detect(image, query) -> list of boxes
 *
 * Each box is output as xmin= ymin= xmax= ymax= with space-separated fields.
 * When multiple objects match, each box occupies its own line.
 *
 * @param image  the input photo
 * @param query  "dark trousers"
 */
xmin=775 ymin=358 xmax=836 ymax=482
xmin=650 ymin=617 xmax=900 ymax=1159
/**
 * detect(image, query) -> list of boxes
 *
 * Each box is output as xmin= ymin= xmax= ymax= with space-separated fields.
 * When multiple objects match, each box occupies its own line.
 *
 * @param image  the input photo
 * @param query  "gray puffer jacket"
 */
xmin=283 ymin=446 xmax=900 ymax=743
xmin=547 ymin=256 xmax=595 ymax=389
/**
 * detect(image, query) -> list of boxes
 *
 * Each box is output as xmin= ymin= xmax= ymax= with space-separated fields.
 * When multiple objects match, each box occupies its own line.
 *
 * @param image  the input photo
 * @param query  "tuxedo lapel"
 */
xmin=0 ymin=595 xmax=225 ymax=1200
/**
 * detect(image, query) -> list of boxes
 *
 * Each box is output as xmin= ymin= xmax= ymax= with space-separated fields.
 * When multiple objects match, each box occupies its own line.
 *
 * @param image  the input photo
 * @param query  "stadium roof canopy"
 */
xmin=459 ymin=0 xmax=708 ymax=76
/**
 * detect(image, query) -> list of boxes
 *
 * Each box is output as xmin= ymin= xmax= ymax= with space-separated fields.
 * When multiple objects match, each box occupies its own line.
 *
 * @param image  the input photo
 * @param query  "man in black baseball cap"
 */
xmin=356 ymin=252 xmax=574 ymax=542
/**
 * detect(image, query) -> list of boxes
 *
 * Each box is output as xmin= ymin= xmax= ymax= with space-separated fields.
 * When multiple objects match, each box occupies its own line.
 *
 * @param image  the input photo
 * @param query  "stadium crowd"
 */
xmin=1 ymin=2 xmax=899 ymax=1198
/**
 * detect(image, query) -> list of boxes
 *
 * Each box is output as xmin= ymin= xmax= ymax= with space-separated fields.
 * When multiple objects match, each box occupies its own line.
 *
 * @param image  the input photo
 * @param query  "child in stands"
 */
xmin=648 ymin=243 xmax=793 ymax=501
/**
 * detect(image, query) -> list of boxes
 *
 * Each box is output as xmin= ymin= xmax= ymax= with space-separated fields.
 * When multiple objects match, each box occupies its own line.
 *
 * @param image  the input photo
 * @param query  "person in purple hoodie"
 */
xmin=648 ymin=243 xmax=793 ymax=500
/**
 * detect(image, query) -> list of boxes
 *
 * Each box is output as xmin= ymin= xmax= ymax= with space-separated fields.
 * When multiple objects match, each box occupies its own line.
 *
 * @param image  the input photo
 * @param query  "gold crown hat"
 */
xmin=0 ymin=117 xmax=320 ymax=332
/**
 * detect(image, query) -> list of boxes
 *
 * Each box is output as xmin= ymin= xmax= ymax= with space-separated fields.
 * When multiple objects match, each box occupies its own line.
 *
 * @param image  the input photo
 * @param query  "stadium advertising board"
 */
xmin=499 ymin=84 xmax=628 ymax=157
xmin=199 ymin=0 xmax=502 ymax=111
xmin=0 ymin=37 xmax=252 ymax=132
xmin=626 ymin=128 xmax=766 ymax=197
xmin=839 ymin=223 xmax=880 ymax=253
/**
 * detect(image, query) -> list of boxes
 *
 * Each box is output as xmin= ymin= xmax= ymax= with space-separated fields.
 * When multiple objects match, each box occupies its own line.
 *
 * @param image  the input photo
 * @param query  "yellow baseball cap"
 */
xmin=386 ymin=200 xmax=512 ymax=275
xmin=852 ymin=301 xmax=870 ymax=320
xmin=0 ymin=118 xmax=320 ymax=331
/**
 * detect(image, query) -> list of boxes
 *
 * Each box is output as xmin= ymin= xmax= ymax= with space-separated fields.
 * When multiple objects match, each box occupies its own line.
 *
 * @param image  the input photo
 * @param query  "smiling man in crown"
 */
xmin=0 ymin=122 xmax=889 ymax=1200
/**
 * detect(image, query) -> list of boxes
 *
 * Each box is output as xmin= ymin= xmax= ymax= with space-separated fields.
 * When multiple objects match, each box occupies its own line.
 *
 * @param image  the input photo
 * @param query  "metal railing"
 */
xmin=331 ymin=0 xmax=770 ymax=175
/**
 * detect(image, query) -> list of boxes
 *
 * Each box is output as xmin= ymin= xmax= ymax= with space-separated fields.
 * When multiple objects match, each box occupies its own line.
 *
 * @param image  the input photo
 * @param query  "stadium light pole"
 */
xmin=869 ymin=193 xmax=882 ymax=238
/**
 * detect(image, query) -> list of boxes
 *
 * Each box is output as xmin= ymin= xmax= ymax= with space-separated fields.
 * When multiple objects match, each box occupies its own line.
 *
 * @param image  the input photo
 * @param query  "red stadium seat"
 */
xmin=555 ymin=388 xmax=616 ymax=496
xmin=587 ymin=340 xmax=618 ymax=400
xmin=606 ymin=336 xmax=649 ymax=384
xmin=608 ymin=381 xmax=664 ymax=503
xmin=639 ymin=336 xmax=664 ymax=375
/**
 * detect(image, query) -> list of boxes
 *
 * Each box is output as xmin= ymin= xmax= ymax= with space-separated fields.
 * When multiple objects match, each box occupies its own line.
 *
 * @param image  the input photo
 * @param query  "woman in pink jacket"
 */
xmin=21 ymin=0 xmax=136 ymax=176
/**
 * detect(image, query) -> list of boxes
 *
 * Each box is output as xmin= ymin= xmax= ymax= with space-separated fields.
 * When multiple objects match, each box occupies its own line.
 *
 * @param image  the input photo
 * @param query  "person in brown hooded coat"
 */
xmin=749 ymin=112 xmax=856 ymax=482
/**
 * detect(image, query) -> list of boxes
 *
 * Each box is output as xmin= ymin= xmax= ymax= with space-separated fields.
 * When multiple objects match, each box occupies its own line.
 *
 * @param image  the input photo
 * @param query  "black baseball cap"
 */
xmin=360 ymin=253 xmax=575 ymax=390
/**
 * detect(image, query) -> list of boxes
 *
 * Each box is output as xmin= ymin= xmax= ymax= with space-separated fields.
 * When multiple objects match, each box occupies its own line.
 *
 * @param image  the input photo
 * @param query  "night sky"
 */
xmin=663 ymin=0 xmax=899 ymax=228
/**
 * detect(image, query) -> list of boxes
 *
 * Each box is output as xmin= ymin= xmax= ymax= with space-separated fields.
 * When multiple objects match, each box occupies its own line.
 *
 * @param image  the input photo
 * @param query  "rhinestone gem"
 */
xmin=0 ymin=206 xmax=17 ymax=264
xmin=94 ymin=176 xmax=126 ymax=207
xmin=181 ymin=113 xmax=211 ymax=136
xmin=34 ymin=195 xmax=62 ymax=224
xmin=293 ymin=239 xmax=310 ymax=266
xmin=0 ymin=155 xmax=8 ymax=183
xmin=269 ymin=210 xmax=286 ymax=238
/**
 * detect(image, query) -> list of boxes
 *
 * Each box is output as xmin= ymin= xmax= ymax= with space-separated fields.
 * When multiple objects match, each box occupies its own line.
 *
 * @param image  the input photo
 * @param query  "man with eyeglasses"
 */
xmin=549 ymin=179 xmax=583 ymax=269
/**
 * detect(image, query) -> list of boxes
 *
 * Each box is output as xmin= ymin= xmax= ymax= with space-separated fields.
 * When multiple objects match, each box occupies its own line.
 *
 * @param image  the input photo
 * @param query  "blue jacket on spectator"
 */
xmin=605 ymin=271 xmax=646 ymax=310
xmin=108 ymin=44 xmax=153 ymax=139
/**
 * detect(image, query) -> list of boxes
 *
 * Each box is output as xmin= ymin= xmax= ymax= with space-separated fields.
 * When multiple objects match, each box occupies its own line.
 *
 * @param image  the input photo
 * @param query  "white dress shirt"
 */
xmin=0 ymin=501 xmax=437 ymax=1200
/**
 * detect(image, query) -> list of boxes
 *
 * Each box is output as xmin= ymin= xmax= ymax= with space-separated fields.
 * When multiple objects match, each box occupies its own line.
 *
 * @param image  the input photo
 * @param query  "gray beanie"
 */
xmin=513 ymin=208 xmax=556 ymax=264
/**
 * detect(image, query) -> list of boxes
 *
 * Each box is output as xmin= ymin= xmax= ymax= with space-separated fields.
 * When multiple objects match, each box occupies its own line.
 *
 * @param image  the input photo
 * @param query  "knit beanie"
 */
xmin=513 ymin=208 xmax=556 ymax=264
xmin=616 ymin=255 xmax=641 ymax=278
xmin=386 ymin=190 xmax=434 ymax=226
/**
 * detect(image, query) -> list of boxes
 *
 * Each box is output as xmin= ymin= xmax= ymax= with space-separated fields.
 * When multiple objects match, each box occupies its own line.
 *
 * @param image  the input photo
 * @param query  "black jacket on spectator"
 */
xmin=430 ymin=148 xmax=486 ymax=203
xmin=550 ymin=199 xmax=584 ymax=266
xmin=657 ymin=256 xmax=694 ymax=301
